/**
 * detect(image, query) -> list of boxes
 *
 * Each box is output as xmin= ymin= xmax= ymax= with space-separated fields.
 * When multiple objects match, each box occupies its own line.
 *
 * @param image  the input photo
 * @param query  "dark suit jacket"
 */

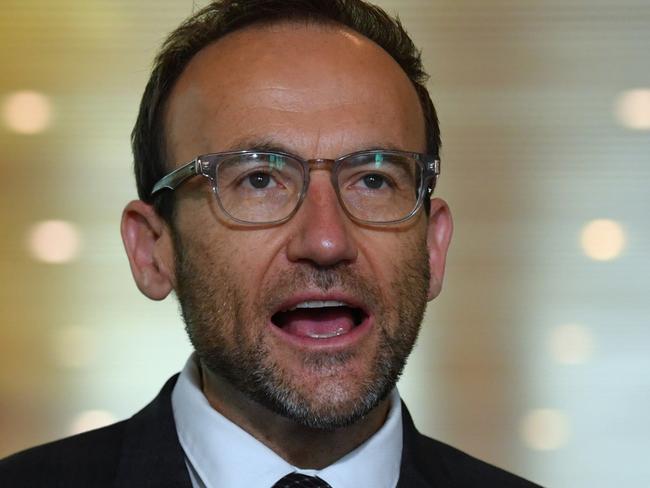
xmin=0 ymin=375 xmax=541 ymax=487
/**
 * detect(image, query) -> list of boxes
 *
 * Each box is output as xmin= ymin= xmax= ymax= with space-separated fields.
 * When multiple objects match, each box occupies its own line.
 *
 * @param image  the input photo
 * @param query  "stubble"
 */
xmin=174 ymin=229 xmax=430 ymax=429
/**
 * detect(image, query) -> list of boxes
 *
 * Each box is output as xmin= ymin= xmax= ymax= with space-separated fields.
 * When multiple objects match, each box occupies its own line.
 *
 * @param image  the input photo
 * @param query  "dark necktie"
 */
xmin=271 ymin=472 xmax=333 ymax=488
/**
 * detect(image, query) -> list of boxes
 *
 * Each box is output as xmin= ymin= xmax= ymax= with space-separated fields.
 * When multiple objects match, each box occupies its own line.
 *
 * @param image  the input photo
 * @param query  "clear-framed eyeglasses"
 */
xmin=151 ymin=149 xmax=440 ymax=226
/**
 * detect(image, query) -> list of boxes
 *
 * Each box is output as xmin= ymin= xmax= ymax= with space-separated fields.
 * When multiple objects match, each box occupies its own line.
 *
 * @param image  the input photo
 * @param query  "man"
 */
xmin=1 ymin=1 xmax=539 ymax=486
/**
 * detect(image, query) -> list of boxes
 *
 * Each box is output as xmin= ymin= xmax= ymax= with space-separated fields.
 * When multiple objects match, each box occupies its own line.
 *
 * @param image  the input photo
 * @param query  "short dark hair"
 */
xmin=132 ymin=0 xmax=440 ymax=220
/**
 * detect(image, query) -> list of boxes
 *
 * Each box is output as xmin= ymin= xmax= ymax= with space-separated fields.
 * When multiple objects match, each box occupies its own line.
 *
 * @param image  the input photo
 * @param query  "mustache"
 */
xmin=261 ymin=264 xmax=382 ymax=312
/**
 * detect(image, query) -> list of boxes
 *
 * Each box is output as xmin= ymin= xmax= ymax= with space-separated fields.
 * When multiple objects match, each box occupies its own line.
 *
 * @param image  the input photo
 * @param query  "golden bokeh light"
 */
xmin=520 ymin=409 xmax=570 ymax=451
xmin=27 ymin=220 xmax=82 ymax=264
xmin=580 ymin=219 xmax=626 ymax=261
xmin=2 ymin=90 xmax=53 ymax=134
xmin=616 ymin=89 xmax=650 ymax=130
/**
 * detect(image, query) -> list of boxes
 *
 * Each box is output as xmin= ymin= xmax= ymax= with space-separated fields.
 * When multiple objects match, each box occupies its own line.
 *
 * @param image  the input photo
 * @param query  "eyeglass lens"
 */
xmin=214 ymin=152 xmax=422 ymax=224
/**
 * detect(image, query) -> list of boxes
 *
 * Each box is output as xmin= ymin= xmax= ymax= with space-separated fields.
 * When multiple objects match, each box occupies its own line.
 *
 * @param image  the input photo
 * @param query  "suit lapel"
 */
xmin=398 ymin=402 xmax=452 ymax=488
xmin=114 ymin=375 xmax=192 ymax=488
xmin=396 ymin=463 xmax=434 ymax=488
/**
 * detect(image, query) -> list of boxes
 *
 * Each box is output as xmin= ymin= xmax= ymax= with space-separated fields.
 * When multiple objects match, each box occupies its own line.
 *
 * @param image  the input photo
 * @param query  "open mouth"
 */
xmin=271 ymin=300 xmax=367 ymax=339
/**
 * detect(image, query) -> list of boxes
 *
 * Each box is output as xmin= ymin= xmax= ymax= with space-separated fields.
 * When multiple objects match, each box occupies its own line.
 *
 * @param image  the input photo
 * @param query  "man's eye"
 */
xmin=246 ymin=172 xmax=276 ymax=189
xmin=361 ymin=173 xmax=389 ymax=189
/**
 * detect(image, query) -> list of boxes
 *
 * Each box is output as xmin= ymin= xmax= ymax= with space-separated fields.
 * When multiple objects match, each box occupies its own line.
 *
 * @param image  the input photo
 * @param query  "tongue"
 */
xmin=279 ymin=307 xmax=356 ymax=338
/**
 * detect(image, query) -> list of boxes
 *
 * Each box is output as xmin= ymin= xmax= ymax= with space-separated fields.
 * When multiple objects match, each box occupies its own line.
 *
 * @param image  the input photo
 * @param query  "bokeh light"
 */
xmin=548 ymin=323 xmax=595 ymax=365
xmin=520 ymin=409 xmax=570 ymax=451
xmin=2 ymin=90 xmax=53 ymax=134
xmin=580 ymin=219 xmax=625 ymax=261
xmin=69 ymin=410 xmax=117 ymax=435
xmin=27 ymin=220 xmax=82 ymax=264
xmin=616 ymin=89 xmax=650 ymax=130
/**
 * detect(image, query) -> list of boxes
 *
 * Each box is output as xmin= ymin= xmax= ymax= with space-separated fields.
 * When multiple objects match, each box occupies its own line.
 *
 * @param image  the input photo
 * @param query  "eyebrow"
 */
xmin=225 ymin=136 xmax=409 ymax=158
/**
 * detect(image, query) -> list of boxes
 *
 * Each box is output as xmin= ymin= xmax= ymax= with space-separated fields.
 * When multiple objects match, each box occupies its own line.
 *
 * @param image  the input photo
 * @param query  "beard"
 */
xmin=173 ymin=231 xmax=430 ymax=430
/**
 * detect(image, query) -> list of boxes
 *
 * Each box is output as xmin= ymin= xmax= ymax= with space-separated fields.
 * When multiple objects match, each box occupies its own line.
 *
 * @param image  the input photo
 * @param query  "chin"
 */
xmin=245 ymin=351 xmax=401 ymax=430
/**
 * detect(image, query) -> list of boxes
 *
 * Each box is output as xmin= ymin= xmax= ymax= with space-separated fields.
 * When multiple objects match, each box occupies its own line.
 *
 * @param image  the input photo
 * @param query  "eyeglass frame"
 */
xmin=150 ymin=148 xmax=441 ymax=226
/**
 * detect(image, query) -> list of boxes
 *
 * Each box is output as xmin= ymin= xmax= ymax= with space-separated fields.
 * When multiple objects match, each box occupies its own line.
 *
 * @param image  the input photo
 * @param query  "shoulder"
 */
xmin=0 ymin=375 xmax=186 ymax=488
xmin=0 ymin=421 xmax=126 ymax=488
xmin=411 ymin=432 xmax=541 ymax=487
xmin=400 ymin=404 xmax=542 ymax=487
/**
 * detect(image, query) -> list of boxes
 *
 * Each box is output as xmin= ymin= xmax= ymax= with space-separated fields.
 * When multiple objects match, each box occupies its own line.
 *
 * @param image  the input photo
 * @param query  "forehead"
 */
xmin=165 ymin=22 xmax=425 ymax=163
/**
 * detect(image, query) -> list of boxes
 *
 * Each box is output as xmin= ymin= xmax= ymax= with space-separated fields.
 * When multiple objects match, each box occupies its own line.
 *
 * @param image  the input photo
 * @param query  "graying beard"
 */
xmin=243 ymin=347 xmax=398 ymax=430
xmin=174 ymin=229 xmax=428 ymax=430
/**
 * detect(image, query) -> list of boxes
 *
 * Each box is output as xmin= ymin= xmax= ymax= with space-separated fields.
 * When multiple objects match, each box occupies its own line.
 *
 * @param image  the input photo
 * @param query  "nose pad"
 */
xmin=286 ymin=171 xmax=358 ymax=267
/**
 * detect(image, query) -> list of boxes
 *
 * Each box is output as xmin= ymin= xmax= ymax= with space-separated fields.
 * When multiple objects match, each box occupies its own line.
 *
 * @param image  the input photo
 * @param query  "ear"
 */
xmin=425 ymin=198 xmax=453 ymax=301
xmin=120 ymin=200 xmax=175 ymax=300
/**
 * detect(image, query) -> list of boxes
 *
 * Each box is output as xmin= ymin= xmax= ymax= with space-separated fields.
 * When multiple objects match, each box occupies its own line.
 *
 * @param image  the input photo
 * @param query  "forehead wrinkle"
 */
xmin=198 ymin=98 xmax=409 ymax=149
xmin=231 ymin=84 xmax=373 ymax=113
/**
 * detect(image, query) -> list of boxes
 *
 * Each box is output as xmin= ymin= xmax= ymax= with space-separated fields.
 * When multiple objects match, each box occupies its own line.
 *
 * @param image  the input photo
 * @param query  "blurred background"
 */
xmin=1 ymin=0 xmax=648 ymax=486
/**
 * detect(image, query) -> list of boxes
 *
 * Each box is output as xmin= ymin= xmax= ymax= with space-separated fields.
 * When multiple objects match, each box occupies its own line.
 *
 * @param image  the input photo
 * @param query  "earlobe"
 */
xmin=120 ymin=200 xmax=175 ymax=300
xmin=425 ymin=198 xmax=453 ymax=301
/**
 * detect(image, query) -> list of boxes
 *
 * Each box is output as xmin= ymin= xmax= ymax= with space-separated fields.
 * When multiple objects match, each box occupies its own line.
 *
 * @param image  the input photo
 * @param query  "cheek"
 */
xmin=176 ymin=196 xmax=282 ymax=278
xmin=217 ymin=229 xmax=288 ymax=291
xmin=356 ymin=225 xmax=428 ymax=297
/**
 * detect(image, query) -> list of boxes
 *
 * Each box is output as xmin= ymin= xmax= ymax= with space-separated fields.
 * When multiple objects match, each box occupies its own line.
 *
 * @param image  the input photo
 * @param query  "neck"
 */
xmin=199 ymin=363 xmax=391 ymax=469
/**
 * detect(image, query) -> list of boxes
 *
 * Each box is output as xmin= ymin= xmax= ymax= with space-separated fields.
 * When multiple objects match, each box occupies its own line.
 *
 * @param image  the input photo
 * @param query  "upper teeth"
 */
xmin=289 ymin=300 xmax=347 ymax=311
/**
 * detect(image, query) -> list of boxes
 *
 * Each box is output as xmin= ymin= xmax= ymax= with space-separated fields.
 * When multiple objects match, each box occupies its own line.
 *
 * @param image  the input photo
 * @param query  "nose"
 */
xmin=286 ymin=171 xmax=358 ymax=267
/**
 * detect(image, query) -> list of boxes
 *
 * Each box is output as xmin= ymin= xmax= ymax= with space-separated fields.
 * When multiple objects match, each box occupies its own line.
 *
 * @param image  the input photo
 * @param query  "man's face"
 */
xmin=164 ymin=23 xmax=441 ymax=428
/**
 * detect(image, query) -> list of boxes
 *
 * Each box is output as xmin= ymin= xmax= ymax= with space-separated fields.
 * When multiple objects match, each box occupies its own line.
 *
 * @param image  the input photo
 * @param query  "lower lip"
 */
xmin=268 ymin=315 xmax=373 ymax=350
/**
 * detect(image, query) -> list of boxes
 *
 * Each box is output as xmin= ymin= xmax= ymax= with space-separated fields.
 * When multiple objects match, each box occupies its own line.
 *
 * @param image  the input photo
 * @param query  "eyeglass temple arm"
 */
xmin=151 ymin=159 xmax=201 ymax=196
xmin=425 ymin=158 xmax=441 ymax=196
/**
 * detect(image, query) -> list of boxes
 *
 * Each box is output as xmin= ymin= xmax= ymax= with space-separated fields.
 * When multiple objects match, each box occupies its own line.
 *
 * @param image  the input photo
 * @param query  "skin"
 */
xmin=121 ymin=22 xmax=452 ymax=468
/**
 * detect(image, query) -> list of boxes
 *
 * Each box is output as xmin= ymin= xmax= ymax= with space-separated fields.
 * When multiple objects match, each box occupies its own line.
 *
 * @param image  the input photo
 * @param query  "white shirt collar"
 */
xmin=171 ymin=354 xmax=403 ymax=488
